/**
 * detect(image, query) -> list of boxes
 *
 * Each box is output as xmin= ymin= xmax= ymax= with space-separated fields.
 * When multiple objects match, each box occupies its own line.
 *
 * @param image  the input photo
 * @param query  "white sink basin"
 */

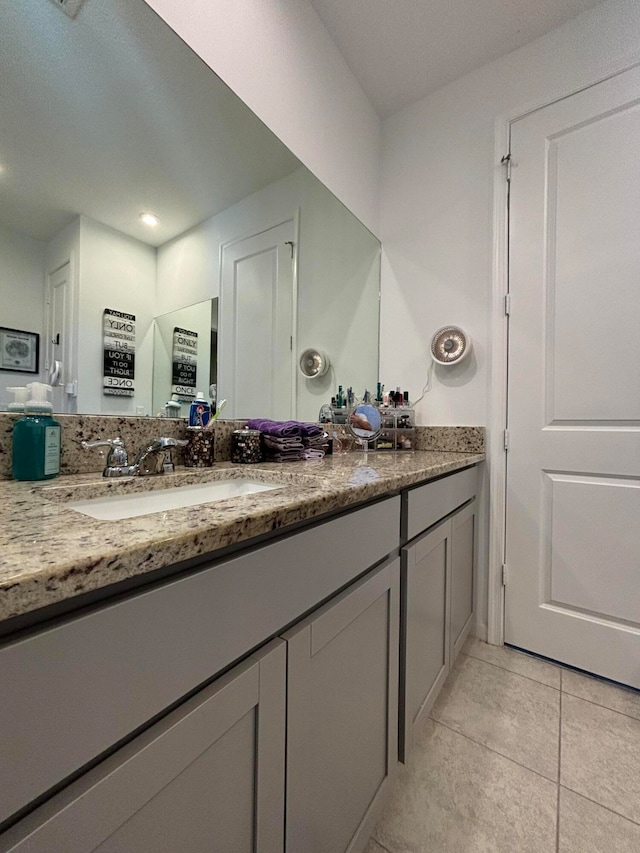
xmin=67 ymin=479 xmax=282 ymax=520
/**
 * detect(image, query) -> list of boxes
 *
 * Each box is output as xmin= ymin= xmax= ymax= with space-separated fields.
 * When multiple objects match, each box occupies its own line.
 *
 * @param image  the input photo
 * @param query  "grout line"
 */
xmin=556 ymin=670 xmax=562 ymax=852
xmin=461 ymin=650 xmax=561 ymax=690
xmin=561 ymin=689 xmax=640 ymax=724
xmin=559 ymin=785 xmax=640 ymax=829
xmin=428 ymin=717 xmax=558 ymax=786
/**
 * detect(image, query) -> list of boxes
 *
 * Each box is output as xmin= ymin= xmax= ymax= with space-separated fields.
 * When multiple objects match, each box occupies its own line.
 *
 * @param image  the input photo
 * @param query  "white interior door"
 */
xmin=219 ymin=221 xmax=295 ymax=420
xmin=45 ymin=261 xmax=76 ymax=414
xmin=505 ymin=66 xmax=640 ymax=688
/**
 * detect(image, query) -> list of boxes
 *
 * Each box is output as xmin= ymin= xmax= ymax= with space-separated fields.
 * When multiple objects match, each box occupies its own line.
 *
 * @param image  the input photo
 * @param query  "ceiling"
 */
xmin=310 ymin=0 xmax=605 ymax=117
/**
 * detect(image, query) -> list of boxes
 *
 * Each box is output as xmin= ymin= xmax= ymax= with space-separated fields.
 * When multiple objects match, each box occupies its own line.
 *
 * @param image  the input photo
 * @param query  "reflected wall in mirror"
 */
xmin=0 ymin=0 xmax=380 ymax=422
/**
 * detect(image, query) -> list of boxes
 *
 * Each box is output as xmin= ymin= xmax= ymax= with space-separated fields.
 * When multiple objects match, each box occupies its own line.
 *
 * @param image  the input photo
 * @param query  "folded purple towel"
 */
xmin=246 ymin=419 xmax=324 ymax=438
xmin=302 ymin=448 xmax=325 ymax=460
xmin=299 ymin=422 xmax=323 ymax=438
xmin=263 ymin=434 xmax=303 ymax=451
xmin=246 ymin=419 xmax=300 ymax=437
xmin=263 ymin=450 xmax=306 ymax=462
xmin=303 ymin=433 xmax=327 ymax=449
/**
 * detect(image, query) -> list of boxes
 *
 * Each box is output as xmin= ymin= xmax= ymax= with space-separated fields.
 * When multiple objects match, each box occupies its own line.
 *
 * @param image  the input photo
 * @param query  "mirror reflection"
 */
xmin=0 ymin=0 xmax=380 ymax=422
xmin=348 ymin=405 xmax=382 ymax=447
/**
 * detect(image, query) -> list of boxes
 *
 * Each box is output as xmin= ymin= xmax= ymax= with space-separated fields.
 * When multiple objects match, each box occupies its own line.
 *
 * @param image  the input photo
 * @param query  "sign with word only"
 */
xmin=103 ymin=309 xmax=136 ymax=397
xmin=171 ymin=327 xmax=198 ymax=398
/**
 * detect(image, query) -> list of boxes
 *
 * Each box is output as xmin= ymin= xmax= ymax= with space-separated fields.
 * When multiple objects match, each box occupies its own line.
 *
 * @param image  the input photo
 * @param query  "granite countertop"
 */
xmin=0 ymin=450 xmax=483 ymax=624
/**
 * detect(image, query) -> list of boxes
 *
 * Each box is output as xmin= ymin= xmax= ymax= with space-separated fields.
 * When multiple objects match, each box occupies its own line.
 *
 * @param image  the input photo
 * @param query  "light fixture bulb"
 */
xmin=139 ymin=211 xmax=160 ymax=227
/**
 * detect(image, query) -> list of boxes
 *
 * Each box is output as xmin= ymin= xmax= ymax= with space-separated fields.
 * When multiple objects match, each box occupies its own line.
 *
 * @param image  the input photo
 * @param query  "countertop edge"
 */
xmin=0 ymin=451 xmax=484 ymax=625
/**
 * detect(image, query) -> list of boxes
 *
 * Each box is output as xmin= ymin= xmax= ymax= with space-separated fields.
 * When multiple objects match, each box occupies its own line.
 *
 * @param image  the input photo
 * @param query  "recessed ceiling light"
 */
xmin=139 ymin=212 xmax=160 ymax=227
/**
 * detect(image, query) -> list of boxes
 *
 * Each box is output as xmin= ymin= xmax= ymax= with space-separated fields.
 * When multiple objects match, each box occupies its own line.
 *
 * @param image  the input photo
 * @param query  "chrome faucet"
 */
xmin=81 ymin=436 xmax=188 ymax=478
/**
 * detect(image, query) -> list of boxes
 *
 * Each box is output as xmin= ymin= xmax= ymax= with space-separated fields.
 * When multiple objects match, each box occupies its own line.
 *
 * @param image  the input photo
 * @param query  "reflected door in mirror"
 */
xmin=220 ymin=222 xmax=294 ymax=420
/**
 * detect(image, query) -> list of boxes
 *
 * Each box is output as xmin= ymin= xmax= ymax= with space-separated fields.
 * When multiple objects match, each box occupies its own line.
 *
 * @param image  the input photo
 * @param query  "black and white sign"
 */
xmin=103 ymin=309 xmax=136 ymax=397
xmin=171 ymin=326 xmax=197 ymax=398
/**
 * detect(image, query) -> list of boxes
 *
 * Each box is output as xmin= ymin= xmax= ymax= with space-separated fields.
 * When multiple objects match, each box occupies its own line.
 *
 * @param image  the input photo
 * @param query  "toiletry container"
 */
xmin=189 ymin=391 xmax=210 ymax=427
xmin=7 ymin=386 xmax=28 ymax=413
xmin=12 ymin=383 xmax=61 ymax=481
xmin=165 ymin=395 xmax=182 ymax=418
xmin=184 ymin=428 xmax=215 ymax=467
xmin=232 ymin=429 xmax=262 ymax=463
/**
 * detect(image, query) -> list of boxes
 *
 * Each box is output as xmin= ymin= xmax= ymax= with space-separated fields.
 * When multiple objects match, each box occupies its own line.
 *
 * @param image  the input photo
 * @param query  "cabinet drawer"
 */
xmin=0 ymin=496 xmax=400 ymax=826
xmin=0 ymin=640 xmax=286 ymax=853
xmin=403 ymin=465 xmax=477 ymax=542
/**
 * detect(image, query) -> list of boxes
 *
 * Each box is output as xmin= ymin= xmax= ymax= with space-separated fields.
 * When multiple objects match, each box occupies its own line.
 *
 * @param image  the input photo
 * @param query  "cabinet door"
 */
xmin=400 ymin=518 xmax=451 ymax=762
xmin=284 ymin=559 xmax=400 ymax=853
xmin=450 ymin=499 xmax=476 ymax=662
xmin=0 ymin=640 xmax=286 ymax=853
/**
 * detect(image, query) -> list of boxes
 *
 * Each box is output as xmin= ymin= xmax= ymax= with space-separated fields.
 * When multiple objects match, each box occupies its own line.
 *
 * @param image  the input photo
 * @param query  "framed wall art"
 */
xmin=0 ymin=327 xmax=40 ymax=373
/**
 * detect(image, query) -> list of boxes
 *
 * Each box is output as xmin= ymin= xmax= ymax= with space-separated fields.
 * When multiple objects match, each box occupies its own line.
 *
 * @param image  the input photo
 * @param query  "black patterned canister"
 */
xmin=232 ymin=429 xmax=263 ymax=464
xmin=184 ymin=428 xmax=214 ymax=467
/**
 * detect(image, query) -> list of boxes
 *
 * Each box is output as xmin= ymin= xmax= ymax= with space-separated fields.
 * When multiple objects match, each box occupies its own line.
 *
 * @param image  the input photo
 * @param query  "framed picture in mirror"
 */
xmin=0 ymin=327 xmax=40 ymax=374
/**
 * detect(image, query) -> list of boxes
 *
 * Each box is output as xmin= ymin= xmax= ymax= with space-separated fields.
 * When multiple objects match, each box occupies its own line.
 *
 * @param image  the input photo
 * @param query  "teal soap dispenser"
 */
xmin=12 ymin=382 xmax=61 ymax=481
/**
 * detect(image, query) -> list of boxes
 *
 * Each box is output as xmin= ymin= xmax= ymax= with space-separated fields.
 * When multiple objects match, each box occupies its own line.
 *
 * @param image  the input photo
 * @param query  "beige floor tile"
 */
xmin=463 ymin=636 xmax=561 ymax=688
xmin=562 ymin=669 xmax=640 ymax=721
xmin=362 ymin=840 xmax=390 ymax=853
xmin=559 ymin=787 xmax=640 ymax=852
xmin=372 ymin=719 xmax=557 ymax=853
xmin=561 ymin=694 xmax=640 ymax=823
xmin=431 ymin=654 xmax=560 ymax=780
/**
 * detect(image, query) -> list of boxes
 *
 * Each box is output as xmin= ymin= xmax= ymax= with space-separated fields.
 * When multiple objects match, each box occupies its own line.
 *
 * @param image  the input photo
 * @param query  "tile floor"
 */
xmin=365 ymin=636 xmax=640 ymax=853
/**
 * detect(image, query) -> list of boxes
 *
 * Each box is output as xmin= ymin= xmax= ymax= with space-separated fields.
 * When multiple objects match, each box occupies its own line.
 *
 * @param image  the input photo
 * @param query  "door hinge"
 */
xmin=504 ymin=294 xmax=511 ymax=316
xmin=501 ymin=153 xmax=512 ymax=181
xmin=503 ymin=429 xmax=510 ymax=451
xmin=502 ymin=564 xmax=508 ymax=586
xmin=290 ymin=336 xmax=293 ymax=351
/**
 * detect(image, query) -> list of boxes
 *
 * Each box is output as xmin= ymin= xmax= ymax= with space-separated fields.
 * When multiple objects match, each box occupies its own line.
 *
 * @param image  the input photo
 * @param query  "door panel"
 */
xmin=401 ymin=520 xmax=450 ymax=762
xmin=1 ymin=640 xmax=286 ymax=853
xmin=450 ymin=500 xmax=475 ymax=656
xmin=46 ymin=262 xmax=75 ymax=413
xmin=219 ymin=221 xmax=294 ymax=419
xmin=284 ymin=559 xmax=399 ymax=853
xmin=505 ymin=65 xmax=640 ymax=687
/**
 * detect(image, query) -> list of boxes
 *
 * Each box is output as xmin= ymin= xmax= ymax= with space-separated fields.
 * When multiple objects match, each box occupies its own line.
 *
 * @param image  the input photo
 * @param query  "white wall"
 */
xmin=77 ymin=217 xmax=156 ymax=416
xmin=0 ymin=225 xmax=46 ymax=409
xmin=144 ymin=0 xmax=381 ymax=236
xmin=379 ymin=0 xmax=640 ymax=637
xmin=157 ymin=167 xmax=380 ymax=421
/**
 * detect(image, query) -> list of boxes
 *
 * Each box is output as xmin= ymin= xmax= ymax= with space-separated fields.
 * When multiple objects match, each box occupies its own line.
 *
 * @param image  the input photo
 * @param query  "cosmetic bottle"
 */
xmin=12 ymin=382 xmax=61 ymax=481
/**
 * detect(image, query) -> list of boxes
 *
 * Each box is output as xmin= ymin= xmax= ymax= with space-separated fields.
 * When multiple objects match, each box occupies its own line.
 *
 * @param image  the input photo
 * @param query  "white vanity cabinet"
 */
xmin=0 ymin=461 xmax=480 ymax=852
xmin=400 ymin=467 xmax=477 ymax=761
xmin=0 ymin=497 xmax=401 ymax=852
xmin=0 ymin=640 xmax=287 ymax=853
xmin=285 ymin=558 xmax=399 ymax=853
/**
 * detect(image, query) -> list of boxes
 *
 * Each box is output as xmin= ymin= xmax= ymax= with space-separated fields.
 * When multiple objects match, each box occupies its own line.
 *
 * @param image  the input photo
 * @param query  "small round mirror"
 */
xmin=347 ymin=404 xmax=382 ymax=449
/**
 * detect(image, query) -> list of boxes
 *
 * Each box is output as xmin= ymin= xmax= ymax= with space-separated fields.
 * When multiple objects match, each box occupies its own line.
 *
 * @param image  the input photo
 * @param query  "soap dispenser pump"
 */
xmin=7 ymin=386 xmax=29 ymax=413
xmin=12 ymin=382 xmax=61 ymax=481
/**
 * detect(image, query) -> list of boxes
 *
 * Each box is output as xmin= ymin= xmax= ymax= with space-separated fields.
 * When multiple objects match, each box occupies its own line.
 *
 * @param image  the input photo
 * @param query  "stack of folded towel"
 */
xmin=246 ymin=419 xmax=327 ymax=462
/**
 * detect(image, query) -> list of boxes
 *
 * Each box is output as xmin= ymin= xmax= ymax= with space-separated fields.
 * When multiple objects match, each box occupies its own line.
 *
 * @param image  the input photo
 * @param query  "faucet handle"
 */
xmin=81 ymin=437 xmax=129 ymax=467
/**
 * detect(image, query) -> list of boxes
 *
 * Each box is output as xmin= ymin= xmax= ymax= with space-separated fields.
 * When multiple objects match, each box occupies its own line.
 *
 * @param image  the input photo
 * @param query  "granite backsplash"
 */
xmin=0 ymin=413 xmax=484 ymax=479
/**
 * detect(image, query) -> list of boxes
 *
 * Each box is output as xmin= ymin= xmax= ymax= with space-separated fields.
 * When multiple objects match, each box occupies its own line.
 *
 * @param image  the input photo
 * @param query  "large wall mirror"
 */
xmin=0 ymin=0 xmax=380 ymax=422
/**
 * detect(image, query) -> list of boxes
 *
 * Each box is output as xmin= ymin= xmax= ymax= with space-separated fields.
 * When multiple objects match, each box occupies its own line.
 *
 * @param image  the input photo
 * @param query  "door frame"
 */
xmin=487 ymin=56 xmax=640 ymax=646
xmin=218 ymin=211 xmax=300 ymax=419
